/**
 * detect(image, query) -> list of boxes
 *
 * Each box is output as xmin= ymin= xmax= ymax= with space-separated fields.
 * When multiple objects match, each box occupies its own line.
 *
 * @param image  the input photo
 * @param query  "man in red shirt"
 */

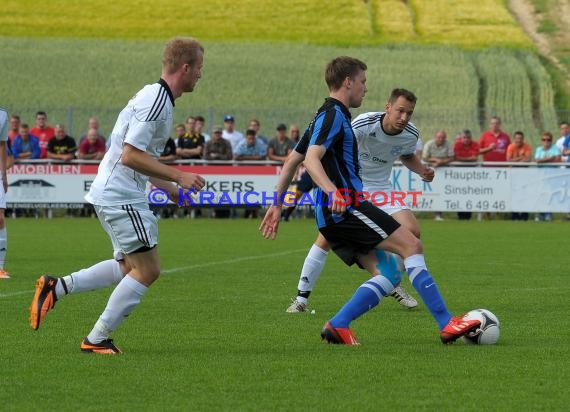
xmin=77 ymin=128 xmax=106 ymax=160
xmin=454 ymin=129 xmax=480 ymax=161
xmin=8 ymin=114 xmax=20 ymax=143
xmin=29 ymin=111 xmax=55 ymax=159
xmin=479 ymin=116 xmax=511 ymax=161
xmin=453 ymin=130 xmax=479 ymax=220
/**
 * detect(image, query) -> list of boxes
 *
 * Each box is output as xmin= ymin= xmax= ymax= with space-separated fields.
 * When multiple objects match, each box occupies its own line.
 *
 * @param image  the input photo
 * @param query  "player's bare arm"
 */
xmin=305 ymin=145 xmax=346 ymax=215
xmin=400 ymin=153 xmax=434 ymax=182
xmin=259 ymin=150 xmax=305 ymax=239
xmin=122 ymin=143 xmax=205 ymax=191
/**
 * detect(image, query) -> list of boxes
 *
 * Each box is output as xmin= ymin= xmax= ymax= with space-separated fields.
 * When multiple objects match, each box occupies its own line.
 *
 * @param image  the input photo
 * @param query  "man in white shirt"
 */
xmin=222 ymin=115 xmax=244 ymax=151
xmin=555 ymin=121 xmax=569 ymax=162
xmin=29 ymin=37 xmax=206 ymax=354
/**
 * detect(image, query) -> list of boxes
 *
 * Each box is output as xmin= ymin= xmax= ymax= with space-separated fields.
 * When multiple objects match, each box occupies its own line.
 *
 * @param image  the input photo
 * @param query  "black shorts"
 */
xmin=296 ymin=171 xmax=315 ymax=193
xmin=319 ymin=201 xmax=400 ymax=267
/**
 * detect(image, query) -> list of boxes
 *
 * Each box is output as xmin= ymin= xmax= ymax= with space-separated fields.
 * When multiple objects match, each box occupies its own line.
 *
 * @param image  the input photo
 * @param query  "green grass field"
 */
xmin=1 ymin=217 xmax=568 ymax=411
xmin=0 ymin=0 xmax=560 ymax=146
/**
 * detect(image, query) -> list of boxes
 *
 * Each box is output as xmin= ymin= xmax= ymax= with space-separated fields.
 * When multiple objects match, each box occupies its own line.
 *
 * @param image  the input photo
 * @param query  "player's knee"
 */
xmin=410 ymin=237 xmax=423 ymax=254
xmin=118 ymin=260 xmax=131 ymax=276
xmin=410 ymin=226 xmax=420 ymax=239
xmin=401 ymin=236 xmax=423 ymax=257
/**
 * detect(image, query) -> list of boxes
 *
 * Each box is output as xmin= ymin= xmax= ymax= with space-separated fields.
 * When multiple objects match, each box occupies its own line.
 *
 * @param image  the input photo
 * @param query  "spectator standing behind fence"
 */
xmin=422 ymin=130 xmax=453 ymax=221
xmin=479 ymin=116 xmax=511 ymax=162
xmin=176 ymin=122 xmax=204 ymax=159
xmin=47 ymin=124 xmax=77 ymax=161
xmin=8 ymin=114 xmax=20 ymax=143
xmin=204 ymin=126 xmax=232 ymax=161
xmin=289 ymin=124 xmax=301 ymax=144
xmin=223 ymin=115 xmax=244 ymax=151
xmin=506 ymin=131 xmax=531 ymax=162
xmin=234 ymin=128 xmax=267 ymax=160
xmin=29 ymin=111 xmax=55 ymax=159
xmin=79 ymin=117 xmax=106 ymax=146
xmin=560 ymin=125 xmax=570 ymax=220
xmin=562 ymin=131 xmax=570 ymax=162
xmin=555 ymin=121 xmax=569 ymax=162
xmin=248 ymin=118 xmax=268 ymax=145
xmin=77 ymin=128 xmax=106 ymax=160
xmin=267 ymin=123 xmax=294 ymax=163
xmin=534 ymin=131 xmax=561 ymax=222
xmin=506 ymin=131 xmax=532 ymax=221
xmin=194 ymin=115 xmax=210 ymax=142
xmin=12 ymin=124 xmax=41 ymax=160
xmin=158 ymin=137 xmax=177 ymax=162
xmin=453 ymin=129 xmax=479 ymax=220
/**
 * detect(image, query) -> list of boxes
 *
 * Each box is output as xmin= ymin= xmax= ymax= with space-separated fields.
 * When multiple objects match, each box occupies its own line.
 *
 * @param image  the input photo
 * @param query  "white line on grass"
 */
xmin=0 ymin=248 xmax=308 ymax=299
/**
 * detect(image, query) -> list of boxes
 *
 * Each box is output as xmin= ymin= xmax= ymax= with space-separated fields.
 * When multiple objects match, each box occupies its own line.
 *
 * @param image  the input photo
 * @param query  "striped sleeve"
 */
xmin=309 ymin=108 xmax=343 ymax=149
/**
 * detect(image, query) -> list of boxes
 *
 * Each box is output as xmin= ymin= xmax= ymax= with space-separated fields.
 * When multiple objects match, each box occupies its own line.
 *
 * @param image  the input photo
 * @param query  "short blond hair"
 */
xmin=162 ymin=37 xmax=204 ymax=74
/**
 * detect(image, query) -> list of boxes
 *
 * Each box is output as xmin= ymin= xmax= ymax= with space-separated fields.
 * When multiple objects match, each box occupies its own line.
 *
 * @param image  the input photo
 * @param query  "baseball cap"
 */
xmin=213 ymin=126 xmax=223 ymax=133
xmin=224 ymin=115 xmax=235 ymax=122
xmin=276 ymin=123 xmax=287 ymax=131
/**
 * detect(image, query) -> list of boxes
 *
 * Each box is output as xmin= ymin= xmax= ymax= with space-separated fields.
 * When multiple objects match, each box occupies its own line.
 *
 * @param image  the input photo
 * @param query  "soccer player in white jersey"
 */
xmin=261 ymin=88 xmax=479 ymax=344
xmin=0 ymin=108 xmax=9 ymax=279
xmin=29 ymin=37 xmax=206 ymax=354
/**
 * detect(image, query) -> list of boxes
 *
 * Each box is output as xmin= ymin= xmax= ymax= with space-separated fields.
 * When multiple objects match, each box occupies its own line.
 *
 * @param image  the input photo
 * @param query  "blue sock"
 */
xmin=329 ymin=275 xmax=394 ymax=328
xmin=375 ymin=250 xmax=402 ymax=286
xmin=405 ymin=255 xmax=452 ymax=329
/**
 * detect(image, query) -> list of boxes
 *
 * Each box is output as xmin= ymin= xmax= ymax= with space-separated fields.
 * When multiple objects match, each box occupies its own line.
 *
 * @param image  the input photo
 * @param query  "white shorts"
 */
xmin=0 ymin=188 xmax=5 ymax=209
xmin=94 ymin=203 xmax=158 ymax=260
xmin=364 ymin=186 xmax=411 ymax=216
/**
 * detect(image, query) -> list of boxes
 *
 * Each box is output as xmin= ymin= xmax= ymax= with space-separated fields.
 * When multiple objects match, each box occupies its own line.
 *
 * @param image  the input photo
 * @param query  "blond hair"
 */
xmin=162 ymin=37 xmax=204 ymax=74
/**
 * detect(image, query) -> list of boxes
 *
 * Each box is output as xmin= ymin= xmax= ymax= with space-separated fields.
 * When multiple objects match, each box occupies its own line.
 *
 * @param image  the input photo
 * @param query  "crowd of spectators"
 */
xmin=6 ymin=112 xmax=302 ymax=165
xmin=6 ymin=111 xmax=570 ymax=220
xmin=421 ymin=116 xmax=570 ymax=221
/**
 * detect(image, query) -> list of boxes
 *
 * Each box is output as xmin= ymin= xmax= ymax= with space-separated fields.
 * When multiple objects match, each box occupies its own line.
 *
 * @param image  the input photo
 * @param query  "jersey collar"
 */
xmin=158 ymin=78 xmax=175 ymax=107
xmin=324 ymin=97 xmax=352 ymax=120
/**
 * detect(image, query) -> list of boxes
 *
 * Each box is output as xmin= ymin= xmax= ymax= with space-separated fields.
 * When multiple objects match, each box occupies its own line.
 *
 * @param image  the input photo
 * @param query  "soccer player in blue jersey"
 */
xmin=29 ymin=37 xmax=206 ymax=354
xmin=261 ymin=57 xmax=480 ymax=345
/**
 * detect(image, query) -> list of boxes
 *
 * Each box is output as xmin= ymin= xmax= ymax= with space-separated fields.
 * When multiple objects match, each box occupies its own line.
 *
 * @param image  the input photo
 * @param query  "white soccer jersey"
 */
xmin=86 ymin=79 xmax=174 ymax=206
xmin=0 ymin=108 xmax=8 ymax=143
xmin=352 ymin=111 xmax=420 ymax=191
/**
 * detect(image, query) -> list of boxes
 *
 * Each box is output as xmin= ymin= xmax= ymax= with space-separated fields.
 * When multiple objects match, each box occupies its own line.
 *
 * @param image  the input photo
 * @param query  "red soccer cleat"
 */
xmin=321 ymin=321 xmax=360 ymax=345
xmin=440 ymin=316 xmax=481 ymax=344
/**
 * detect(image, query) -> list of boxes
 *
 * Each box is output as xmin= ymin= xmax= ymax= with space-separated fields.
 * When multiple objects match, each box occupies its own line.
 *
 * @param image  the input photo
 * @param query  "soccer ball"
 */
xmin=461 ymin=309 xmax=500 ymax=345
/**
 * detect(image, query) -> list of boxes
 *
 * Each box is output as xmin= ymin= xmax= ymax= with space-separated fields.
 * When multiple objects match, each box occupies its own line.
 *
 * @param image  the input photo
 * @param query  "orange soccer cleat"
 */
xmin=29 ymin=275 xmax=58 ymax=330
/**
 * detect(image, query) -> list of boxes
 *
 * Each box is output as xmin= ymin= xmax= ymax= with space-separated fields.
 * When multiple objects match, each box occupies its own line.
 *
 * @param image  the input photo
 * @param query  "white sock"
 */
xmin=0 ymin=227 xmax=6 ymax=268
xmin=55 ymin=260 xmax=125 ymax=298
xmin=87 ymin=275 xmax=148 ymax=343
xmin=297 ymin=244 xmax=328 ymax=294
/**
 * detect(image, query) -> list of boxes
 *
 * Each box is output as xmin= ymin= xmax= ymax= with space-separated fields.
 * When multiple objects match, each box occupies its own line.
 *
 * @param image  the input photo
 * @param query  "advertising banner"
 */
xmin=6 ymin=163 xmax=570 ymax=212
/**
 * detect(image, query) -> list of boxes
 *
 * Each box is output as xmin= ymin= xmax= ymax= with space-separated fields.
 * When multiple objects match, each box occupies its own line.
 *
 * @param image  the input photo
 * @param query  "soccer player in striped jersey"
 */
xmin=261 ymin=61 xmax=480 ymax=344
xmin=29 ymin=37 xmax=206 ymax=354
xmin=279 ymin=89 xmax=424 ymax=313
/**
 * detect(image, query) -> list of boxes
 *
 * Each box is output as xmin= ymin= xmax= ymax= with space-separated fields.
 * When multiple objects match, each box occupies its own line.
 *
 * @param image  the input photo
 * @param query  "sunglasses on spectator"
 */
xmin=541 ymin=138 xmax=552 ymax=142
